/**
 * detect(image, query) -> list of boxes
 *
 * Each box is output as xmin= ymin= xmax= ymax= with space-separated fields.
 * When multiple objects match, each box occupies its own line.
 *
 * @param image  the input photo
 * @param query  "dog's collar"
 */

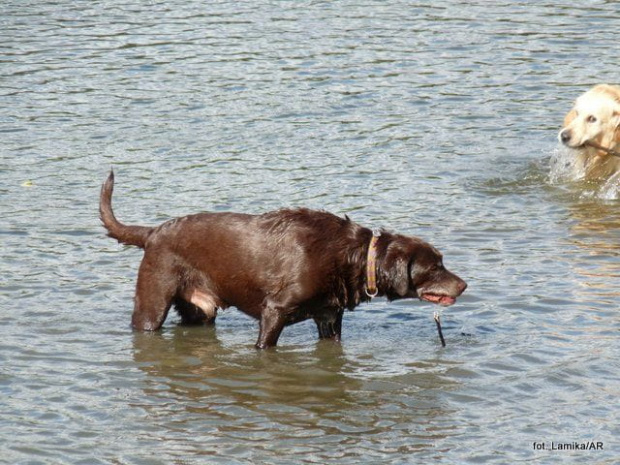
xmin=365 ymin=229 xmax=381 ymax=298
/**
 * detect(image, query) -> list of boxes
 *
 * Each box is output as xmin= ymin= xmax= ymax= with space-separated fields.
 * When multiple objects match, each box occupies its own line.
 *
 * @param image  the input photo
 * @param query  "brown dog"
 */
xmin=559 ymin=84 xmax=620 ymax=180
xmin=100 ymin=171 xmax=466 ymax=348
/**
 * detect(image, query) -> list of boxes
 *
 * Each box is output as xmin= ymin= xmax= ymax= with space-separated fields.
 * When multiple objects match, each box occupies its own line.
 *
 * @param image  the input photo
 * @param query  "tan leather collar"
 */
xmin=365 ymin=229 xmax=381 ymax=298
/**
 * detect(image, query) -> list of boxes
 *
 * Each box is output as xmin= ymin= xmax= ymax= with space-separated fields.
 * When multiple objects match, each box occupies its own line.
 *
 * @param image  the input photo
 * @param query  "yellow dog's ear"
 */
xmin=563 ymin=109 xmax=577 ymax=127
xmin=614 ymin=111 xmax=620 ymax=144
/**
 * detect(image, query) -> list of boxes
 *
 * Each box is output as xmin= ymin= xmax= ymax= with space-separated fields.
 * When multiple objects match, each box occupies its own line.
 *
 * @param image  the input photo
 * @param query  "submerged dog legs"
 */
xmin=256 ymin=304 xmax=286 ymax=349
xmin=314 ymin=309 xmax=344 ymax=342
xmin=132 ymin=254 xmax=176 ymax=331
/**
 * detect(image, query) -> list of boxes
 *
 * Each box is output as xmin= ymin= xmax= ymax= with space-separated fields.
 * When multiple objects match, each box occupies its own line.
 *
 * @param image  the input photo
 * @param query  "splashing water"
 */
xmin=548 ymin=146 xmax=620 ymax=200
xmin=548 ymin=146 xmax=582 ymax=183
xmin=598 ymin=172 xmax=620 ymax=200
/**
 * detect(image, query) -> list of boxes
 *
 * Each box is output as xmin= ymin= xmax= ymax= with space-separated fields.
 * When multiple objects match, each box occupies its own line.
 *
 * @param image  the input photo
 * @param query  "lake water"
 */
xmin=2 ymin=1 xmax=619 ymax=464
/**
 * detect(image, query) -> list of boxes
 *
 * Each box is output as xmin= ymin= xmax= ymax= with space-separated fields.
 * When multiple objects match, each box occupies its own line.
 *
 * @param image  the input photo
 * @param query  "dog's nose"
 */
xmin=455 ymin=278 xmax=467 ymax=296
xmin=560 ymin=129 xmax=571 ymax=144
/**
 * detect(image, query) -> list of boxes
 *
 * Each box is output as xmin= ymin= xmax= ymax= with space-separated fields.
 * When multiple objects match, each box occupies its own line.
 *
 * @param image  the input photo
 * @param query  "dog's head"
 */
xmin=381 ymin=236 xmax=467 ymax=306
xmin=558 ymin=84 xmax=620 ymax=154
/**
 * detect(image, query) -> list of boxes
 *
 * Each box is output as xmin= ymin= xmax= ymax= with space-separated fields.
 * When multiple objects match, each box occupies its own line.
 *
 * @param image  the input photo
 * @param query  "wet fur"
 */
xmin=100 ymin=171 xmax=466 ymax=349
xmin=558 ymin=84 xmax=620 ymax=180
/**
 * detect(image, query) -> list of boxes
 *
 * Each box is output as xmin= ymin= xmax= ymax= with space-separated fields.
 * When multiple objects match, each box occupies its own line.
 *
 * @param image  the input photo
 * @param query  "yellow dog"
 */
xmin=559 ymin=84 xmax=620 ymax=181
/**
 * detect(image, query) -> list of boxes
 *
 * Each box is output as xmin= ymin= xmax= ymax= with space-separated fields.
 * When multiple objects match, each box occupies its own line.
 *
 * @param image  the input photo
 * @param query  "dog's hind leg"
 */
xmin=131 ymin=253 xmax=177 ymax=331
xmin=314 ymin=309 xmax=344 ymax=342
xmin=175 ymin=291 xmax=218 ymax=326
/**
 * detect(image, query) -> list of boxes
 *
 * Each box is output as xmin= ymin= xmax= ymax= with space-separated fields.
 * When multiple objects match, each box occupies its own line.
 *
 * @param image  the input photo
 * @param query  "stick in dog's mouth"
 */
xmin=584 ymin=141 xmax=620 ymax=158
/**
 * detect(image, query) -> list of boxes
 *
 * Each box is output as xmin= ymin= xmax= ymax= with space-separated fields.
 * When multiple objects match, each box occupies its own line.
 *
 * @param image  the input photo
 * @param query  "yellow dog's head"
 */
xmin=559 ymin=84 xmax=620 ymax=155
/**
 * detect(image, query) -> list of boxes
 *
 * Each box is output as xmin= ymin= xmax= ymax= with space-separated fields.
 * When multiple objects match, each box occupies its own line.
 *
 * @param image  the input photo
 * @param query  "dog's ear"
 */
xmin=386 ymin=254 xmax=410 ymax=297
xmin=563 ymin=109 xmax=577 ymax=127
xmin=613 ymin=111 xmax=620 ymax=144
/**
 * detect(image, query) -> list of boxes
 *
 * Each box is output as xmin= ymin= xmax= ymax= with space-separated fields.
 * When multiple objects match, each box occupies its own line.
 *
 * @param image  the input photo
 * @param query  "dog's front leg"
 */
xmin=255 ymin=304 xmax=286 ymax=349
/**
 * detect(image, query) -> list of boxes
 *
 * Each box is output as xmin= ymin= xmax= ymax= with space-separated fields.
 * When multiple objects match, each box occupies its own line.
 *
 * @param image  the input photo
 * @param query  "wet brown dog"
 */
xmin=100 ymin=171 xmax=466 ymax=348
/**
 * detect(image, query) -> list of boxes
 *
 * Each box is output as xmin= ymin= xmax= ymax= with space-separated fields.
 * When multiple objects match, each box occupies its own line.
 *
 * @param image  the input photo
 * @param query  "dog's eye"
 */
xmin=586 ymin=115 xmax=597 ymax=123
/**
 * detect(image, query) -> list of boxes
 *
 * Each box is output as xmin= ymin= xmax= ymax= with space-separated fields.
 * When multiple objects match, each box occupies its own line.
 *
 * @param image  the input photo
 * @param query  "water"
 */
xmin=2 ymin=1 xmax=619 ymax=463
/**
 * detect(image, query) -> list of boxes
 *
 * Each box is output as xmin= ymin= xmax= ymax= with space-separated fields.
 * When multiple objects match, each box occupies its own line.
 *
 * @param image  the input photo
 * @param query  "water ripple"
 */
xmin=2 ymin=1 xmax=619 ymax=463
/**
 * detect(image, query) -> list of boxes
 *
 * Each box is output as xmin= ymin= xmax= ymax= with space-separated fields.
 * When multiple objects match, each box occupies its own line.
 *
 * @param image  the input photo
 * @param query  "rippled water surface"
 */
xmin=2 ymin=1 xmax=619 ymax=464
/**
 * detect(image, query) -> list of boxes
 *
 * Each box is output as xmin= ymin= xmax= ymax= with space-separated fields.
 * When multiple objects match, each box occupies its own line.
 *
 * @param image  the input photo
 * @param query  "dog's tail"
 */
xmin=99 ymin=170 xmax=153 ymax=248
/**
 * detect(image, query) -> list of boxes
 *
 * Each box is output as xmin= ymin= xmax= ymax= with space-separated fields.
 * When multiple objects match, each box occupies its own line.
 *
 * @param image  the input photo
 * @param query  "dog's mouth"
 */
xmin=583 ymin=140 xmax=617 ymax=157
xmin=578 ymin=140 xmax=597 ymax=150
xmin=420 ymin=293 xmax=456 ymax=306
xmin=566 ymin=141 xmax=608 ymax=157
xmin=564 ymin=139 xmax=589 ymax=150
xmin=559 ymin=130 xmax=594 ymax=150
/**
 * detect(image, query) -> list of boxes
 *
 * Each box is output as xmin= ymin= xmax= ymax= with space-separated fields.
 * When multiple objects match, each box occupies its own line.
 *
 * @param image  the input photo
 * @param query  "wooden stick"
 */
xmin=434 ymin=311 xmax=446 ymax=347
xmin=584 ymin=141 xmax=620 ymax=158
